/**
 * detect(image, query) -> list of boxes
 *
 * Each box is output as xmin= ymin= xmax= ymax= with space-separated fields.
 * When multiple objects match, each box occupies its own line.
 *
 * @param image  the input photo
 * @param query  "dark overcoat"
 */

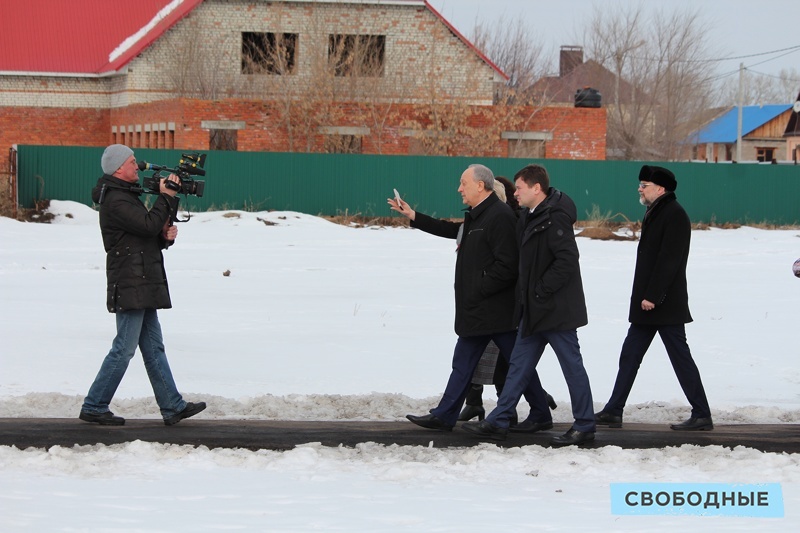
xmin=515 ymin=188 xmax=588 ymax=337
xmin=412 ymin=193 xmax=518 ymax=336
xmin=91 ymin=175 xmax=176 ymax=313
xmin=629 ymin=192 xmax=693 ymax=325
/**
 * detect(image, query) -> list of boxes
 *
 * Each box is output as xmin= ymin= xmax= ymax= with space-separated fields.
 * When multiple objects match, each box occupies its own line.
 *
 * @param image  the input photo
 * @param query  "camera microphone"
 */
xmin=137 ymin=161 xmax=166 ymax=172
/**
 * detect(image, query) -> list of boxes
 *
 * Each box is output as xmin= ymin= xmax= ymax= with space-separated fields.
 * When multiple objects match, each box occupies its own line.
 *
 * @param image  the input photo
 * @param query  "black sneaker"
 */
xmin=164 ymin=402 xmax=207 ymax=426
xmin=79 ymin=411 xmax=125 ymax=426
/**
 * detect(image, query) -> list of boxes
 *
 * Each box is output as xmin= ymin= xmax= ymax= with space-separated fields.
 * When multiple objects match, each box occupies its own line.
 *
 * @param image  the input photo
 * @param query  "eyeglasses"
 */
xmin=638 ymin=182 xmax=655 ymax=190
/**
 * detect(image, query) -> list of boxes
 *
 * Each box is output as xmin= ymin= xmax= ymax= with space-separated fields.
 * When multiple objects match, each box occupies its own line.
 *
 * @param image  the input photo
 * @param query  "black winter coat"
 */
xmin=412 ymin=193 xmax=518 ymax=336
xmin=91 ymin=175 xmax=176 ymax=313
xmin=629 ymin=192 xmax=693 ymax=325
xmin=515 ymin=188 xmax=588 ymax=337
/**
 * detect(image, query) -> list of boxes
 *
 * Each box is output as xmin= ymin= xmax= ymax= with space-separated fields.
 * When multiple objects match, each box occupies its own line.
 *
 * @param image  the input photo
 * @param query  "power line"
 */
xmin=697 ymin=65 xmax=799 ymax=97
xmin=698 ymin=44 xmax=800 ymax=63
xmin=625 ymin=44 xmax=800 ymax=65
xmin=745 ymin=47 xmax=800 ymax=70
xmin=703 ymin=48 xmax=800 ymax=85
xmin=702 ymin=67 xmax=741 ymax=85
xmin=745 ymin=68 xmax=800 ymax=84
xmin=608 ymin=44 xmax=800 ymax=86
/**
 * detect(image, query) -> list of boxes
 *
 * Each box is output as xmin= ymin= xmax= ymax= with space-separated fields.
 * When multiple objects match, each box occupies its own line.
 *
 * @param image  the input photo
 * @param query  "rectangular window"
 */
xmin=407 ymin=136 xmax=429 ymax=156
xmin=324 ymin=134 xmax=362 ymax=154
xmin=508 ymin=139 xmax=546 ymax=159
xmin=210 ymin=129 xmax=238 ymax=151
xmin=756 ymin=147 xmax=775 ymax=162
xmin=242 ymin=32 xmax=297 ymax=75
xmin=328 ymin=34 xmax=385 ymax=77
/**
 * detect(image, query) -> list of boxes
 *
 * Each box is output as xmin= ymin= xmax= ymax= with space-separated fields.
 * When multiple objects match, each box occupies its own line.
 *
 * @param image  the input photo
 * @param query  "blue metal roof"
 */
xmin=694 ymin=105 xmax=791 ymax=143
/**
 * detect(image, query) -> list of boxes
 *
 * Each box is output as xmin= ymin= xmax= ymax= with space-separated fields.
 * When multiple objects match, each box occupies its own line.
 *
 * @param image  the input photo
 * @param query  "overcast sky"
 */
xmin=427 ymin=0 xmax=800 ymax=84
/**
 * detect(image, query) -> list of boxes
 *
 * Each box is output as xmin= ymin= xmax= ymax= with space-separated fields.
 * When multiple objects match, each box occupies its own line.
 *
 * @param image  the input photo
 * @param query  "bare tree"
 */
xmin=238 ymin=5 xmax=408 ymax=154
xmin=585 ymin=5 xmax=650 ymax=159
xmin=470 ymin=16 xmax=549 ymax=104
xmin=585 ymin=4 xmax=718 ymax=160
xmin=323 ymin=32 xmax=406 ymax=154
xmin=717 ymin=67 xmax=800 ymax=106
xmin=153 ymin=3 xmax=524 ymax=156
xmin=401 ymin=21 xmax=510 ymax=157
xmin=649 ymin=9 xmax=717 ymax=160
xmin=776 ymin=68 xmax=800 ymax=102
xmin=471 ymin=17 xmax=590 ymax=159
xmin=162 ymin=16 xmax=241 ymax=99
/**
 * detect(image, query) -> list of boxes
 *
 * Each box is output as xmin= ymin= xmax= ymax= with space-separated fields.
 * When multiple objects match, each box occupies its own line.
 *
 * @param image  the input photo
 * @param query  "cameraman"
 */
xmin=79 ymin=144 xmax=206 ymax=426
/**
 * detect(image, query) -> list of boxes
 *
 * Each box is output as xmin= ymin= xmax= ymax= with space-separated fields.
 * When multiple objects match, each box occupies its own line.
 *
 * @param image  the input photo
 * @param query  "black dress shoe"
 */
xmin=509 ymin=419 xmax=553 ymax=433
xmin=406 ymin=413 xmax=453 ymax=431
xmin=550 ymin=428 xmax=595 ymax=447
xmin=164 ymin=402 xmax=207 ymax=426
xmin=79 ymin=411 xmax=125 ymax=426
xmin=670 ymin=417 xmax=713 ymax=431
xmin=547 ymin=394 xmax=558 ymax=410
xmin=594 ymin=411 xmax=623 ymax=428
xmin=458 ymin=404 xmax=485 ymax=422
xmin=461 ymin=420 xmax=507 ymax=441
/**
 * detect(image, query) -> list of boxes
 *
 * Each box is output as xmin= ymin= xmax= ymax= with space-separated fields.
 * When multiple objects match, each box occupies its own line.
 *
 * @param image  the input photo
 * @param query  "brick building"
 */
xmin=0 ymin=0 xmax=606 ymax=214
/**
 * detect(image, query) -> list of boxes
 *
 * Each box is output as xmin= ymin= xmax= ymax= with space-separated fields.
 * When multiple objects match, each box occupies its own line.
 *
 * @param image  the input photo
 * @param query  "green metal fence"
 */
xmin=15 ymin=145 xmax=800 ymax=224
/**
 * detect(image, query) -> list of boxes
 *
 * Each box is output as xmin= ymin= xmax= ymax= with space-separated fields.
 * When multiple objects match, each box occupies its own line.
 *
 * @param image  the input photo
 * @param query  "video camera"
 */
xmin=138 ymin=153 xmax=207 ymax=197
xmin=137 ymin=153 xmax=207 ymax=223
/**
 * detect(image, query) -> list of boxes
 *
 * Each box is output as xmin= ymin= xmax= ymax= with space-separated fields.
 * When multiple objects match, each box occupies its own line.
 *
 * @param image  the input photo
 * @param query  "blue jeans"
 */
xmin=488 ymin=327 xmax=595 ymax=432
xmin=82 ymin=309 xmax=186 ymax=419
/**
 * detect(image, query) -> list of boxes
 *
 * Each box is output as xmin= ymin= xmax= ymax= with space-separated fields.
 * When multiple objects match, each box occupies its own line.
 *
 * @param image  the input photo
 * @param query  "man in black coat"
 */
xmin=595 ymin=165 xmax=712 ymax=431
xmin=389 ymin=164 xmax=551 ymax=431
xmin=79 ymin=144 xmax=206 ymax=426
xmin=462 ymin=164 xmax=595 ymax=445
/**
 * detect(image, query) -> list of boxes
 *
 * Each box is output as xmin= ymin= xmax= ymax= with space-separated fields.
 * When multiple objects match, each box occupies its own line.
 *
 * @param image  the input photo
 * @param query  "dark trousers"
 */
xmin=602 ymin=323 xmax=711 ymax=418
xmin=487 ymin=327 xmax=594 ymax=432
xmin=431 ymin=331 xmax=520 ymax=426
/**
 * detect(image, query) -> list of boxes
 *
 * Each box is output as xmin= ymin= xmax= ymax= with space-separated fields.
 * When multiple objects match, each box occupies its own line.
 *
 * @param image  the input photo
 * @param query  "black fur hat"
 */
xmin=639 ymin=165 xmax=677 ymax=192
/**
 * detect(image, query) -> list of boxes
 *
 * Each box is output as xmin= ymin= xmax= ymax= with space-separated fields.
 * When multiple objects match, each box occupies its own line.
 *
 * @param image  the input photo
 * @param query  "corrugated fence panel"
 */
xmin=15 ymin=146 xmax=800 ymax=224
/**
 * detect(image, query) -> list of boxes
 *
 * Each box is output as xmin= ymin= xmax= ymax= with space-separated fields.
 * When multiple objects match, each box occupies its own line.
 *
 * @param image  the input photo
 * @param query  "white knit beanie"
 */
xmin=101 ymin=144 xmax=134 ymax=175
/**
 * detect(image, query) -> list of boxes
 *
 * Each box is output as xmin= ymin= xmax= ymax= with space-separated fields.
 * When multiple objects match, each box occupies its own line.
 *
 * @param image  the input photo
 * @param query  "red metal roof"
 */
xmin=0 ymin=0 xmax=202 ymax=75
xmin=1 ymin=0 xmax=506 ymax=79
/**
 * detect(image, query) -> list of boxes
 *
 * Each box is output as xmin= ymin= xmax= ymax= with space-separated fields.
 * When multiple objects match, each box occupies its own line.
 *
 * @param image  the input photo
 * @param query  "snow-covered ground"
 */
xmin=1 ymin=200 xmax=798 ymax=531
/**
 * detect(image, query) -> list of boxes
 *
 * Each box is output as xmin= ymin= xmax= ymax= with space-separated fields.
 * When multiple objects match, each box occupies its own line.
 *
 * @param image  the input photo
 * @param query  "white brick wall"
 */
xmin=0 ymin=0 xmax=498 ymax=109
xmin=0 ymin=75 xmax=112 ymax=108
